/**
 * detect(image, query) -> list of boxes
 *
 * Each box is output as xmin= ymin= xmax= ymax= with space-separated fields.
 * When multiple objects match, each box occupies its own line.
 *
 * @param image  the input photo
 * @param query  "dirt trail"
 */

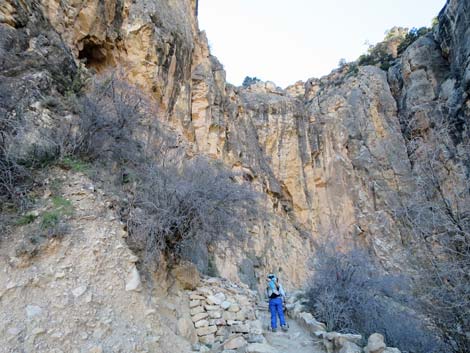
xmin=254 ymin=303 xmax=326 ymax=353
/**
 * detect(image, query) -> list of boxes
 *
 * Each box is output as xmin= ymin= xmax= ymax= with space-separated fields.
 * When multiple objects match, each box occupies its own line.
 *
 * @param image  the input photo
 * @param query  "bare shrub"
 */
xmin=62 ymin=71 xmax=153 ymax=164
xmin=305 ymin=240 xmax=442 ymax=353
xmin=395 ymin=114 xmax=470 ymax=353
xmin=125 ymin=156 xmax=261 ymax=272
xmin=0 ymin=106 xmax=33 ymax=211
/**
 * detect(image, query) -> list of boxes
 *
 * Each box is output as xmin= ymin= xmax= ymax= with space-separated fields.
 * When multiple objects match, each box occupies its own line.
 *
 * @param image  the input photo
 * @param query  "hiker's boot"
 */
xmin=281 ymin=324 xmax=288 ymax=332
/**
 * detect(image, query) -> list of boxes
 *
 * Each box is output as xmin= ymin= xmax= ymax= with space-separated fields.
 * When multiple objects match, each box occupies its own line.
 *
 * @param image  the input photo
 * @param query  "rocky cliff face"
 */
xmin=1 ymin=0 xmax=469 ymax=290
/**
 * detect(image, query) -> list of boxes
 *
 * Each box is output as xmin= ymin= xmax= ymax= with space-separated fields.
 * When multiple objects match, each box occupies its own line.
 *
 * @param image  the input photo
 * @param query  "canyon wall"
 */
xmin=1 ymin=0 xmax=469 ymax=287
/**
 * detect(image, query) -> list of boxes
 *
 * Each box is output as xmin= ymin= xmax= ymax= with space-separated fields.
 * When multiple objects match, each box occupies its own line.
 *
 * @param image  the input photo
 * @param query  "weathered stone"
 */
xmin=199 ymin=333 xmax=215 ymax=345
xmin=192 ymin=312 xmax=209 ymax=322
xmin=226 ymin=320 xmax=242 ymax=326
xmin=230 ymin=324 xmax=249 ymax=334
xmin=196 ymin=325 xmax=217 ymax=337
xmin=204 ymin=305 xmax=219 ymax=311
xmin=125 ymin=266 xmax=141 ymax=292
xmin=209 ymin=318 xmax=226 ymax=326
xmin=190 ymin=306 xmax=205 ymax=316
xmin=223 ymin=335 xmax=247 ymax=350
xmin=72 ymin=285 xmax=87 ymax=297
xmin=194 ymin=320 xmax=209 ymax=328
xmin=365 ymin=333 xmax=386 ymax=353
xmin=208 ymin=311 xmax=222 ymax=319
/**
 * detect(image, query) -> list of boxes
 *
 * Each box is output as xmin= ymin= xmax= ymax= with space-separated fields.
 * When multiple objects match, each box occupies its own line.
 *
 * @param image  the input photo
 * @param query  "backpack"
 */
xmin=266 ymin=280 xmax=280 ymax=298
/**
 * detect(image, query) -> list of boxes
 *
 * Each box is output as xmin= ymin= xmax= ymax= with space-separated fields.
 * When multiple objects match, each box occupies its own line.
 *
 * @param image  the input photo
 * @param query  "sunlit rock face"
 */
xmin=2 ymin=0 xmax=469 ymax=286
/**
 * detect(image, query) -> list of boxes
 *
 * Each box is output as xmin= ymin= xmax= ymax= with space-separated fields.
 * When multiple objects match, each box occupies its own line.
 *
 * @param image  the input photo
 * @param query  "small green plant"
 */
xmin=59 ymin=157 xmax=89 ymax=173
xmin=16 ymin=213 xmax=38 ymax=225
xmin=41 ymin=211 xmax=60 ymax=229
xmin=51 ymin=196 xmax=73 ymax=215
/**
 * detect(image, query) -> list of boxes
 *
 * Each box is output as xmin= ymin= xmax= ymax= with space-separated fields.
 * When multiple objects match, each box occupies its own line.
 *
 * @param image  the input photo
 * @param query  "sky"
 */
xmin=198 ymin=0 xmax=446 ymax=88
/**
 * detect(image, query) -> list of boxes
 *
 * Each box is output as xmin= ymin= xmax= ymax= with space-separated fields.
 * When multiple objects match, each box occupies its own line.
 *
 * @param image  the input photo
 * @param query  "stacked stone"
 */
xmin=189 ymin=278 xmax=264 ymax=350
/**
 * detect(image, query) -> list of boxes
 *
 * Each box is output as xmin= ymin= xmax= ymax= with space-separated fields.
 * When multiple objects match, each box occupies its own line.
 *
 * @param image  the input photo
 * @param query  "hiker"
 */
xmin=266 ymin=273 xmax=288 ymax=332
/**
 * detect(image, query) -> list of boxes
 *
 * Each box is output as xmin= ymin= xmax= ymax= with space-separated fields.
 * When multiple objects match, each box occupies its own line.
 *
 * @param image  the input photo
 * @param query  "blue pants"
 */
xmin=269 ymin=297 xmax=286 ymax=329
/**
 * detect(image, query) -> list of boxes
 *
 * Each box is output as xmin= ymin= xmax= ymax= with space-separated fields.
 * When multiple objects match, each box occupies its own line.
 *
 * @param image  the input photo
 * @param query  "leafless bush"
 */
xmin=396 ymin=114 xmax=470 ymax=353
xmin=305 ymin=240 xmax=442 ymax=353
xmin=0 ymin=106 xmax=33 ymax=211
xmin=125 ymin=156 xmax=261 ymax=272
xmin=62 ymin=71 xmax=154 ymax=163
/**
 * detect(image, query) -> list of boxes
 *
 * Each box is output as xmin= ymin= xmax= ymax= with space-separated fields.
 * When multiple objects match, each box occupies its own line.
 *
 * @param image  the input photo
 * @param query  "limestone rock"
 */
xmin=365 ymin=333 xmax=386 ymax=353
xmin=125 ymin=266 xmax=141 ymax=291
xmin=194 ymin=320 xmax=209 ymax=328
xmin=223 ymin=335 xmax=247 ymax=350
xmin=196 ymin=325 xmax=217 ymax=337
xmin=297 ymin=312 xmax=327 ymax=334
xmin=192 ymin=312 xmax=209 ymax=322
xmin=190 ymin=306 xmax=205 ymax=316
xmin=199 ymin=333 xmax=215 ymax=345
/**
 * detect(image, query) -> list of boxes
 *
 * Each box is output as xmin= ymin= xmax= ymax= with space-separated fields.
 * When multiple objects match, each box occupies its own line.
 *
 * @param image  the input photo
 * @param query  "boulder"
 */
xmin=364 ymin=333 xmax=386 ymax=353
xmin=297 ymin=312 xmax=327 ymax=334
